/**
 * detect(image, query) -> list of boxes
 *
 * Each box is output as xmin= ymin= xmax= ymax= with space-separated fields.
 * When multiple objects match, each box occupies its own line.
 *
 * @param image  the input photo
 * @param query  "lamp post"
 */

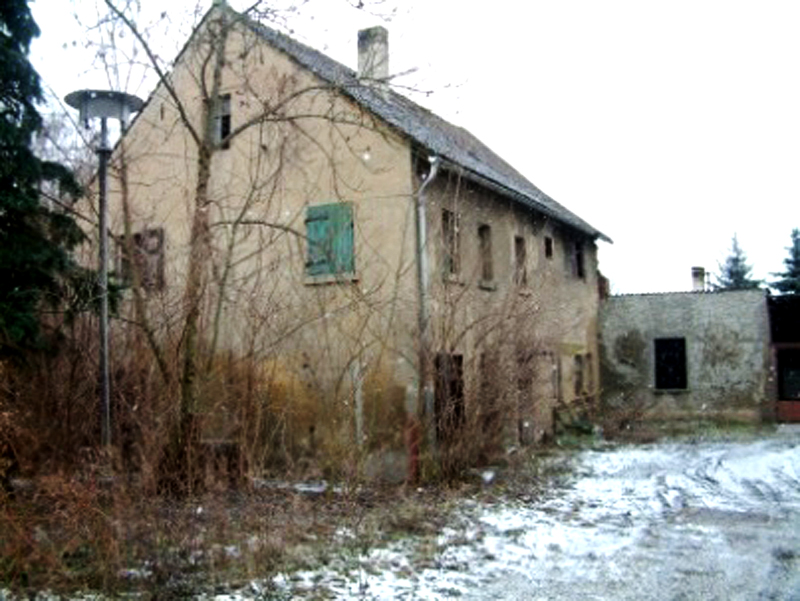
xmin=65 ymin=90 xmax=144 ymax=449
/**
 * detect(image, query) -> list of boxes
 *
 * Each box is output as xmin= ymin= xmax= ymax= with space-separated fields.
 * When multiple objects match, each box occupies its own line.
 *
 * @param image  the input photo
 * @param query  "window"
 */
xmin=442 ymin=209 xmax=460 ymax=277
xmin=567 ymin=240 xmax=586 ymax=279
xmin=478 ymin=224 xmax=493 ymax=284
xmin=585 ymin=352 xmax=593 ymax=394
xmin=119 ymin=228 xmax=165 ymax=291
xmin=654 ymin=338 xmax=688 ymax=390
xmin=214 ymin=94 xmax=231 ymax=150
xmin=544 ymin=236 xmax=553 ymax=259
xmin=305 ymin=202 xmax=355 ymax=278
xmin=514 ymin=235 xmax=527 ymax=286
xmin=574 ymin=354 xmax=584 ymax=397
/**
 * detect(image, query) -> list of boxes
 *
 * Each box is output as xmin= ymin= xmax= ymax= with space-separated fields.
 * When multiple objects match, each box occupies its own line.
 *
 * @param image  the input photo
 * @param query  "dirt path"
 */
xmin=279 ymin=426 xmax=800 ymax=600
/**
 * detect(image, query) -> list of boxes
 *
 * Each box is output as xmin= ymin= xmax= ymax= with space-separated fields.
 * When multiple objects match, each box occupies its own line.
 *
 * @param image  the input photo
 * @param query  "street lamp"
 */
xmin=65 ymin=90 xmax=144 ymax=449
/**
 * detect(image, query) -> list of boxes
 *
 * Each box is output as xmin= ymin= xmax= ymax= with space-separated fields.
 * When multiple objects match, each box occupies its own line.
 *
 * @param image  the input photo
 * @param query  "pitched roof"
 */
xmin=236 ymin=8 xmax=610 ymax=242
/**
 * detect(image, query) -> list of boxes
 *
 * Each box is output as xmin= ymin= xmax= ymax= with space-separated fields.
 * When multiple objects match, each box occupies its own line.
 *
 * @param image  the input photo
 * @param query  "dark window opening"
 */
xmin=434 ymin=353 xmax=465 ymax=443
xmin=545 ymin=236 xmax=553 ymax=259
xmin=567 ymin=240 xmax=586 ymax=279
xmin=654 ymin=338 xmax=687 ymax=390
xmin=119 ymin=228 xmax=165 ymax=292
xmin=478 ymin=224 xmax=493 ymax=283
xmin=514 ymin=236 xmax=527 ymax=286
xmin=777 ymin=349 xmax=800 ymax=400
xmin=574 ymin=354 xmax=584 ymax=398
xmin=575 ymin=243 xmax=585 ymax=278
xmin=585 ymin=352 xmax=593 ymax=394
xmin=442 ymin=209 xmax=460 ymax=277
xmin=215 ymin=94 xmax=231 ymax=150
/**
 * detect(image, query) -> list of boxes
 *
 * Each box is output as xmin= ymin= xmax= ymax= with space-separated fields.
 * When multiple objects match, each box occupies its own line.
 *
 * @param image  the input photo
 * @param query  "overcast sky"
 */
xmin=30 ymin=0 xmax=800 ymax=294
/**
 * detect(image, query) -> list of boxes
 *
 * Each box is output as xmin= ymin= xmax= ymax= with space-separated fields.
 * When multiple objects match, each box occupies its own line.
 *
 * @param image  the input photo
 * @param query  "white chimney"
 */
xmin=691 ymin=267 xmax=706 ymax=292
xmin=358 ymin=26 xmax=389 ymax=85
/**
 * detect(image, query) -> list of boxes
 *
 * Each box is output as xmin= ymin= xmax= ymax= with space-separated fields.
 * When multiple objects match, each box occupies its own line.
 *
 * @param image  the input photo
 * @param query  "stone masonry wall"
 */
xmin=599 ymin=290 xmax=770 ymax=424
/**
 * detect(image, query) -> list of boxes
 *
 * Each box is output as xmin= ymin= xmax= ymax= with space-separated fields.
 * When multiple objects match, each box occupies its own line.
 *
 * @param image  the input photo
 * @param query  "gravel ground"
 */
xmin=273 ymin=425 xmax=800 ymax=600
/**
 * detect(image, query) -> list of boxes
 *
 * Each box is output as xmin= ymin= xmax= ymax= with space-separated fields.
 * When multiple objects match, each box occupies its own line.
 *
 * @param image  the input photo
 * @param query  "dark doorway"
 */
xmin=434 ymin=353 xmax=465 ymax=444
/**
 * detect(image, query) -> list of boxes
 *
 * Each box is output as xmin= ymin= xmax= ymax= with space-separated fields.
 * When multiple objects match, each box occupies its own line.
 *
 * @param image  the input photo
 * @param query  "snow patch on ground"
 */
xmin=218 ymin=429 xmax=800 ymax=600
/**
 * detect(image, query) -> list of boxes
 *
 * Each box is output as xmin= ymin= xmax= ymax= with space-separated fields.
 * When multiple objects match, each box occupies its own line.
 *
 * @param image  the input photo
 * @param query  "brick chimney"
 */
xmin=691 ymin=267 xmax=706 ymax=291
xmin=358 ymin=26 xmax=389 ymax=86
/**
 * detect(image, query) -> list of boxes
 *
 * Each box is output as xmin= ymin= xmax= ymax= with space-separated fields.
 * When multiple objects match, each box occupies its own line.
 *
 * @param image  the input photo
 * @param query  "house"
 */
xmin=104 ymin=1 xmax=610 ymax=478
xmin=599 ymin=268 xmax=800 ymax=426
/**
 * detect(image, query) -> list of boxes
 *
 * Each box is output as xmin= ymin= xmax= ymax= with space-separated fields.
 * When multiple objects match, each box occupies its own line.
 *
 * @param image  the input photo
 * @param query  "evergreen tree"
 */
xmin=771 ymin=228 xmax=800 ymax=294
xmin=714 ymin=234 xmax=761 ymax=290
xmin=0 ymin=0 xmax=90 ymax=354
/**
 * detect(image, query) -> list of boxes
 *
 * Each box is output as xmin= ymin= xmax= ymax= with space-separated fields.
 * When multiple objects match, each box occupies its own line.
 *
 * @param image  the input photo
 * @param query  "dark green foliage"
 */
xmin=714 ymin=234 xmax=761 ymax=291
xmin=771 ymin=228 xmax=800 ymax=295
xmin=0 ymin=0 xmax=92 ymax=354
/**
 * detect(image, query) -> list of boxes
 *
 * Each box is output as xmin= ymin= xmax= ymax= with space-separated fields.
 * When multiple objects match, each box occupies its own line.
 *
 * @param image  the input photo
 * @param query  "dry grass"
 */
xmin=0 ymin=471 xmax=473 ymax=596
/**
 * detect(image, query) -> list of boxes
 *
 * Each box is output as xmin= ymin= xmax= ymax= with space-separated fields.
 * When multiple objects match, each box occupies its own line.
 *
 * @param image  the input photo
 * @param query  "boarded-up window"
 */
xmin=478 ymin=224 xmax=493 ymax=283
xmin=305 ymin=203 xmax=355 ymax=277
xmin=119 ymin=228 xmax=165 ymax=291
xmin=514 ymin=236 xmax=527 ymax=286
xmin=442 ymin=209 xmax=460 ymax=277
xmin=654 ymin=338 xmax=687 ymax=390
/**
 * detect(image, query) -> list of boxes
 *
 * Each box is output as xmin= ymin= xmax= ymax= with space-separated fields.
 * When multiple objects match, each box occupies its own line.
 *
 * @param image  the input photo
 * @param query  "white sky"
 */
xmin=30 ymin=0 xmax=800 ymax=293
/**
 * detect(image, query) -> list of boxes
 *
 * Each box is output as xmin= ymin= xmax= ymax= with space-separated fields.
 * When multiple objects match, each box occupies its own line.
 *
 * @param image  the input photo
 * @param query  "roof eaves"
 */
xmin=436 ymin=158 xmax=612 ymax=243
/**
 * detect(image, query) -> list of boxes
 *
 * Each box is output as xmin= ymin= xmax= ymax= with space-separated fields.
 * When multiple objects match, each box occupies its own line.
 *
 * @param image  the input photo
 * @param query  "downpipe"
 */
xmin=409 ymin=155 xmax=439 ymax=480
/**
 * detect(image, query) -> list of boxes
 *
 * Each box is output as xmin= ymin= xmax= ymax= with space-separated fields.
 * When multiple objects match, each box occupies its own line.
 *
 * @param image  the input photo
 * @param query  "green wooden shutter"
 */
xmin=331 ymin=203 xmax=354 ymax=274
xmin=305 ymin=203 xmax=354 ymax=276
xmin=306 ymin=205 xmax=332 ymax=276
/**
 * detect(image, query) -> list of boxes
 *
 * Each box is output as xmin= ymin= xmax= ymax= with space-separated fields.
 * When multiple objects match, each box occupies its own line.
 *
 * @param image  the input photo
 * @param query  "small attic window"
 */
xmin=545 ymin=236 xmax=554 ymax=259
